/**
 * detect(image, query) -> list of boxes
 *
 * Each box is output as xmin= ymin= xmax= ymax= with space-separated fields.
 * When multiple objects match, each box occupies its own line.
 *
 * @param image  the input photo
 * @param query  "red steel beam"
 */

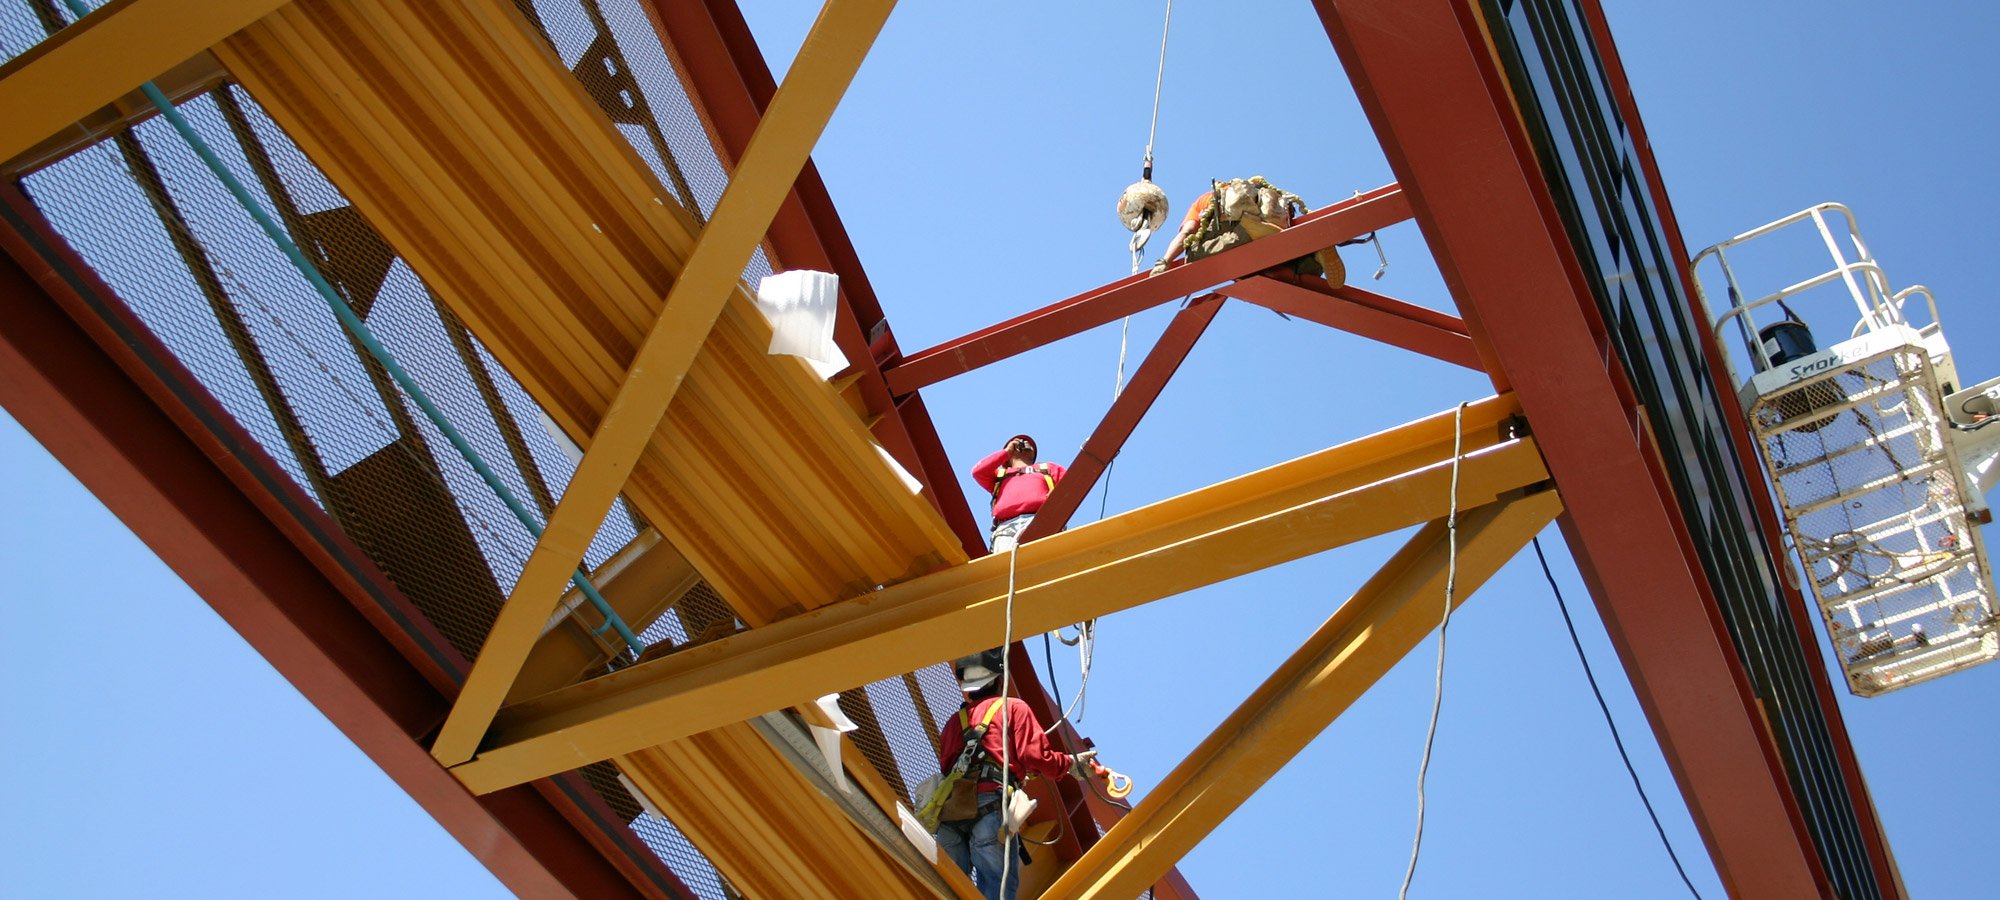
xmin=1217 ymin=277 xmax=1481 ymax=371
xmin=1571 ymin=1 xmax=1900 ymax=891
xmin=1315 ymin=1 xmax=1834 ymax=896
xmin=884 ymin=185 xmax=1412 ymax=394
xmin=1021 ymin=294 xmax=1226 ymax=541
xmin=0 ymin=191 xmax=678 ymax=898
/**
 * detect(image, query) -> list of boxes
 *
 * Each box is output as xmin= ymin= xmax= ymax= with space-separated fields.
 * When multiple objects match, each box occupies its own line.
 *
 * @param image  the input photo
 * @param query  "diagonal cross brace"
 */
xmin=1021 ymin=293 xmax=1227 ymax=541
xmin=432 ymin=0 xmax=899 ymax=768
xmin=1042 ymin=491 xmax=1562 ymax=898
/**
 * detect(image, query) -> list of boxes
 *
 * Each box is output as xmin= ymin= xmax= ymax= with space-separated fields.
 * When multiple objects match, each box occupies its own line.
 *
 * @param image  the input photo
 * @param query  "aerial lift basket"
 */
xmin=1695 ymin=203 xmax=1999 ymax=696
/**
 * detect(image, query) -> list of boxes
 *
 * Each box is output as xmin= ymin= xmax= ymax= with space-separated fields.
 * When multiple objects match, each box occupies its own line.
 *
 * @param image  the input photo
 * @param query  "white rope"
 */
xmin=1142 ymin=0 xmax=1173 ymax=174
xmin=1398 ymin=401 xmax=1467 ymax=900
xmin=999 ymin=538 xmax=1020 ymax=897
xmin=1046 ymin=619 xmax=1094 ymax=734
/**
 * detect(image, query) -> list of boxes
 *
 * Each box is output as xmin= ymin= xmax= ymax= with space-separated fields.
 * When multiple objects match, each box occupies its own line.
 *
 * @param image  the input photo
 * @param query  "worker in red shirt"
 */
xmin=971 ymin=434 xmax=1066 ymax=552
xmin=933 ymin=649 xmax=1093 ymax=900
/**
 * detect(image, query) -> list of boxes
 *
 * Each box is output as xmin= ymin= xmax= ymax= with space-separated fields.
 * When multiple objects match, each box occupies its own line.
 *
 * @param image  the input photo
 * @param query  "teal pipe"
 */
xmin=88 ymin=24 xmax=645 ymax=656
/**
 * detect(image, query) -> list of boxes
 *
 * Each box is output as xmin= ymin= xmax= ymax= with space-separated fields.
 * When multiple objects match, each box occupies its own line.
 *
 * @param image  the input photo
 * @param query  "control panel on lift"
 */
xmin=1693 ymin=203 xmax=1999 ymax=696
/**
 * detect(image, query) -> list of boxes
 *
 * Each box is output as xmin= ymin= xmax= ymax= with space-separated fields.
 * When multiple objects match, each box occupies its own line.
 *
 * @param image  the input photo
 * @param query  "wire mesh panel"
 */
xmin=21 ymin=86 xmax=650 ymax=661
xmin=512 ymin=0 xmax=773 ymax=282
xmin=0 ymin=0 xmax=52 ymax=65
xmin=1752 ymin=344 xmax=2000 ymax=695
xmin=628 ymin=811 xmax=734 ymax=900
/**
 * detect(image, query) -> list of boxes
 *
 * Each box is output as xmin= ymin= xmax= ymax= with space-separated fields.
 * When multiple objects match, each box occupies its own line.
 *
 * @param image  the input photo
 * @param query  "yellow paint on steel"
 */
xmin=428 ymin=0 xmax=899 ymax=768
xmin=217 ymin=0 xmax=963 ymax=889
xmin=450 ymin=402 xmax=1550 ymax=792
xmin=1042 ymin=491 xmax=1564 ymax=899
xmin=0 ymin=0 xmax=291 ymax=164
xmin=217 ymin=0 xmax=959 ymax=648
xmin=507 ymin=529 xmax=702 ymax=705
xmin=618 ymin=723 xmax=956 ymax=900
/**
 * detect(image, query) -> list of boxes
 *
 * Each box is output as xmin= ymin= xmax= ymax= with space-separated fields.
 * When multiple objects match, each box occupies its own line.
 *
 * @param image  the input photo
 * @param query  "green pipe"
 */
xmin=79 ymin=11 xmax=645 ymax=656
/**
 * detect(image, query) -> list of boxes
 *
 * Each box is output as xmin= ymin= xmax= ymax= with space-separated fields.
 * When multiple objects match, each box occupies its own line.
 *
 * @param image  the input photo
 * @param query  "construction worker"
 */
xmin=933 ymin=649 xmax=1095 ymax=900
xmin=1149 ymin=176 xmax=1345 ymax=286
xmin=972 ymin=434 xmax=1066 ymax=552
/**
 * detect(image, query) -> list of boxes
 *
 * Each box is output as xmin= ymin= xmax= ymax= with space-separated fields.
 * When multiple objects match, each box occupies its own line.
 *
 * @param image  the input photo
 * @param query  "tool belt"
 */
xmin=921 ymin=699 xmax=1011 ymax=828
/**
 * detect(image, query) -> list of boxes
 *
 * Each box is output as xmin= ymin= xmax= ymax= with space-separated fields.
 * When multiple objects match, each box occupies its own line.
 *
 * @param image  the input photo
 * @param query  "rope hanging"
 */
xmin=1115 ymin=0 xmax=1175 ymax=275
xmin=1399 ymin=401 xmax=1468 ymax=899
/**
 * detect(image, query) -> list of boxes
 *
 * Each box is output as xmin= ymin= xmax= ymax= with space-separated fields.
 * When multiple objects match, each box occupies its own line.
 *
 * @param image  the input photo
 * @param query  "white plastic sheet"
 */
xmin=809 ymin=692 xmax=859 ymax=794
xmin=897 ymin=802 xmax=939 ymax=863
xmin=755 ymin=269 xmax=849 ymax=380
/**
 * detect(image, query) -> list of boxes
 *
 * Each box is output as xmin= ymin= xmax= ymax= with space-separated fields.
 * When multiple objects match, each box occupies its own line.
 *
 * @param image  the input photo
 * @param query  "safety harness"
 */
xmin=917 ymin=697 xmax=1011 ymax=830
xmin=989 ymin=463 xmax=1058 ymax=517
xmin=1178 ymin=177 xmax=1345 ymax=285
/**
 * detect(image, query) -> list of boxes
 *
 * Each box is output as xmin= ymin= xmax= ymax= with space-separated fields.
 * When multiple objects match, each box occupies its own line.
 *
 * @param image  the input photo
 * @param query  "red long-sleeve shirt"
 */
xmin=936 ymin=696 xmax=1072 ymax=792
xmin=972 ymin=449 xmax=1067 ymax=522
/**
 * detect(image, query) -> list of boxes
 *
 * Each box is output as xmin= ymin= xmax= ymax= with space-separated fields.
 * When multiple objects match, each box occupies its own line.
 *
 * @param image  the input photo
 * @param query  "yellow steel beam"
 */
xmin=0 ymin=0 xmax=290 ymax=164
xmin=1042 ymin=490 xmax=1564 ymax=899
xmin=507 ymin=528 xmax=701 ymax=704
xmin=432 ymin=0 xmax=899 ymax=767
xmin=620 ymin=719 xmax=963 ymax=899
xmin=449 ymin=401 xmax=1550 ymax=792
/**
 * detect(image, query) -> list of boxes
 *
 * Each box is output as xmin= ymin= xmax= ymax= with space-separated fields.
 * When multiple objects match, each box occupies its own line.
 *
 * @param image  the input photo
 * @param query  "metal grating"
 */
xmin=628 ymin=811 xmax=734 ymax=900
xmin=511 ymin=0 xmax=773 ymax=283
xmin=577 ymin=764 xmax=732 ymax=900
xmin=1753 ymin=346 xmax=1999 ymax=695
xmin=20 ymin=85 xmax=646 ymax=662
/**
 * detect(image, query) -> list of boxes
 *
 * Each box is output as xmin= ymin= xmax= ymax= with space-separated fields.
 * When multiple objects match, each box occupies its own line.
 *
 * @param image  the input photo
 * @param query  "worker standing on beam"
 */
xmin=972 ymin=434 xmax=1066 ymax=552
xmin=933 ymin=649 xmax=1094 ymax=900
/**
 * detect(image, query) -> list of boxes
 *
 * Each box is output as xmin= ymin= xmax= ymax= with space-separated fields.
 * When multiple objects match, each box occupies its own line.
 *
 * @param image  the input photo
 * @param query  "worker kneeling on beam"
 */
xmin=1150 ymin=176 xmax=1346 ymax=287
xmin=923 ymin=648 xmax=1094 ymax=900
xmin=973 ymin=434 xmax=1066 ymax=552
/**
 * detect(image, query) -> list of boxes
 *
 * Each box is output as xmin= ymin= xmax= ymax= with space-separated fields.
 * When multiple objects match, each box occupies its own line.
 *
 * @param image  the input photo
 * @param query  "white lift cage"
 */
xmin=1693 ymin=203 xmax=2000 ymax=697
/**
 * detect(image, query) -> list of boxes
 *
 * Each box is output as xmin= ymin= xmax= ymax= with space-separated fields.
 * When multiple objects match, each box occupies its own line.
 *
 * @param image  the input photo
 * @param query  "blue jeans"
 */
xmin=935 ymin=797 xmax=1020 ymax=900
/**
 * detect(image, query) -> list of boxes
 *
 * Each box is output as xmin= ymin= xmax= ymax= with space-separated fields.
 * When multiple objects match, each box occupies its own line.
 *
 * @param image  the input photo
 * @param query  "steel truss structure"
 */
xmin=0 ymin=0 xmax=1901 ymax=897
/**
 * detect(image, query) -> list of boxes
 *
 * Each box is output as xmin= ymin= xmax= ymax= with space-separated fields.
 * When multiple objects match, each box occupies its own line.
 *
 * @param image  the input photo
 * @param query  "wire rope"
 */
xmin=1531 ymin=537 xmax=1706 ymax=900
xmin=999 ymin=539 xmax=1020 ymax=897
xmin=1142 ymin=0 xmax=1173 ymax=180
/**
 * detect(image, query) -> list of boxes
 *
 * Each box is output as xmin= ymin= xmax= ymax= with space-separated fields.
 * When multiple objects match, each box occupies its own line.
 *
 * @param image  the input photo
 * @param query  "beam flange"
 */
xmin=0 ymin=0 xmax=290 ymax=165
xmin=1043 ymin=491 xmax=1562 ymax=898
xmin=449 ymin=401 xmax=1548 ymax=793
xmin=432 ymin=0 xmax=899 ymax=767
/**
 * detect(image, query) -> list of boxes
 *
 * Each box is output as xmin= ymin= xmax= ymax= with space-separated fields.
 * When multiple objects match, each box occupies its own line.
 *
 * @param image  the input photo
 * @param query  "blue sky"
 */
xmin=5 ymin=0 xmax=1998 ymax=897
